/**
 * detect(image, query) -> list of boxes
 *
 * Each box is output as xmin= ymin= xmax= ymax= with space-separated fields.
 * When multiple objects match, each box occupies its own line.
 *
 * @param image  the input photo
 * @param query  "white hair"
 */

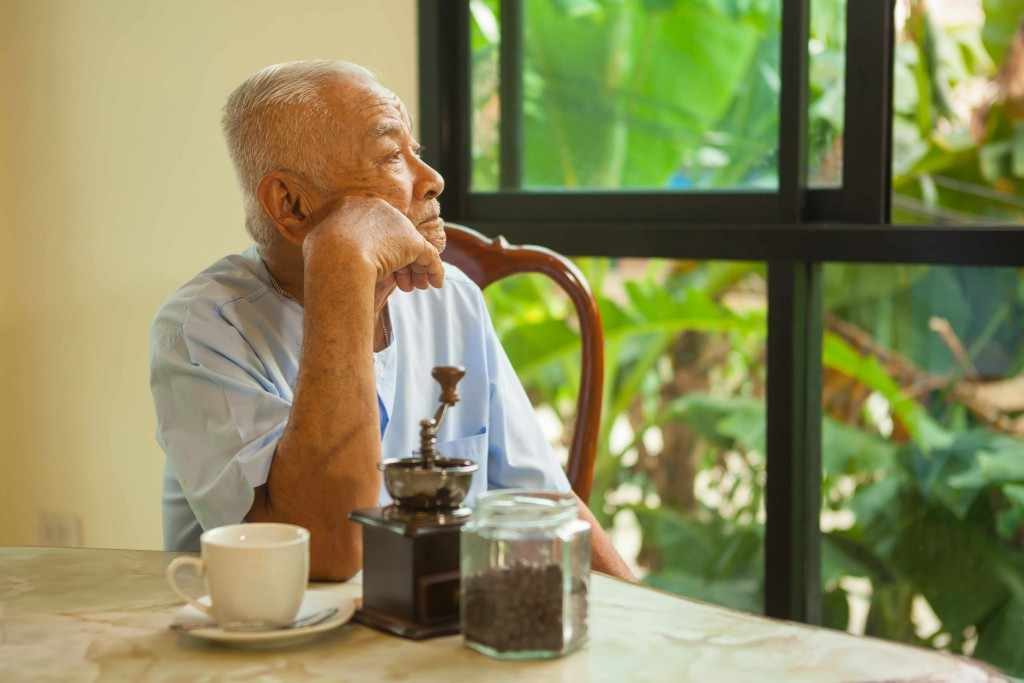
xmin=222 ymin=60 xmax=376 ymax=247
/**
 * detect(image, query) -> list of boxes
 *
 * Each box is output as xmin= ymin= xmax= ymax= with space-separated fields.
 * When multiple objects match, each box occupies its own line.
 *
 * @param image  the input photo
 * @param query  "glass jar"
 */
xmin=460 ymin=489 xmax=591 ymax=659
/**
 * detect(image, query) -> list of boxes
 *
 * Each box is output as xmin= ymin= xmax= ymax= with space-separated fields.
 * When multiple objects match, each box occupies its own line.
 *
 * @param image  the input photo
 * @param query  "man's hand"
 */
xmin=304 ymin=197 xmax=444 ymax=295
xmin=575 ymin=495 xmax=637 ymax=581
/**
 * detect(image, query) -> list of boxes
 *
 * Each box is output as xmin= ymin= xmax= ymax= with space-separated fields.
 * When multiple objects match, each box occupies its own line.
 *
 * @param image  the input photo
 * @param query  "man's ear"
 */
xmin=255 ymin=171 xmax=318 ymax=247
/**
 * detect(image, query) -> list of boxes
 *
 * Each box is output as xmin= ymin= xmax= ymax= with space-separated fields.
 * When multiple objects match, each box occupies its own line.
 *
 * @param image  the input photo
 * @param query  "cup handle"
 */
xmin=166 ymin=556 xmax=212 ymax=618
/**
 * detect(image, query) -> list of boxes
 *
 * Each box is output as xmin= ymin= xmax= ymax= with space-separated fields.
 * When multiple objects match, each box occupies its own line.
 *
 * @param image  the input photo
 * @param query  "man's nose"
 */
xmin=416 ymin=158 xmax=445 ymax=201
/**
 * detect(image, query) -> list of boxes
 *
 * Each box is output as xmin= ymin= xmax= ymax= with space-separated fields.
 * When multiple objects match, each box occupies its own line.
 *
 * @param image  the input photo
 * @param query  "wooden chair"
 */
xmin=441 ymin=223 xmax=604 ymax=503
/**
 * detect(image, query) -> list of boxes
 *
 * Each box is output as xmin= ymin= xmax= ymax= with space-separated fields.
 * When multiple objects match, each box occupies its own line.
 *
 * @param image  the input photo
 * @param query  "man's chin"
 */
xmin=413 ymin=213 xmax=446 ymax=252
xmin=420 ymin=223 xmax=446 ymax=254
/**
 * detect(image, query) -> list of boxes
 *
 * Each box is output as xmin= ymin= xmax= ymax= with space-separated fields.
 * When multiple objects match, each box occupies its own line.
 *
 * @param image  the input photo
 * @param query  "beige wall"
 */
xmin=0 ymin=1 xmax=418 ymax=549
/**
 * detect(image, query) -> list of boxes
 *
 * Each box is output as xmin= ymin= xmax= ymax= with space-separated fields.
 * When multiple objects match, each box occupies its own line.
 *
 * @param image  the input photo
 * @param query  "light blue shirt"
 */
xmin=150 ymin=246 xmax=570 ymax=551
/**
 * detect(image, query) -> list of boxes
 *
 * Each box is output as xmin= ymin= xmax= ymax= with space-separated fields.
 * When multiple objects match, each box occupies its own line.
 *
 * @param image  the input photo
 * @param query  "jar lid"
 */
xmin=472 ymin=489 xmax=578 ymax=528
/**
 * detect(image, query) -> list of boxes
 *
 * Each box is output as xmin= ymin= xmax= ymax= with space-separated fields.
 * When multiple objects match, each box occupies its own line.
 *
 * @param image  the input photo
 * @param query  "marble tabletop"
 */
xmin=0 ymin=547 xmax=1005 ymax=682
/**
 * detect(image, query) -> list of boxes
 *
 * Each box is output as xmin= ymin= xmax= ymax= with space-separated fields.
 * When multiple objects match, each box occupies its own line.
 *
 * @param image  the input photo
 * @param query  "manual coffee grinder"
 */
xmin=350 ymin=366 xmax=478 ymax=639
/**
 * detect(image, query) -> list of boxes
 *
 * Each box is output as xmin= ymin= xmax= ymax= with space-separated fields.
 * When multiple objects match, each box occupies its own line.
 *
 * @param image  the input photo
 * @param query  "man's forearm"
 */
xmin=250 ymin=249 xmax=382 ymax=580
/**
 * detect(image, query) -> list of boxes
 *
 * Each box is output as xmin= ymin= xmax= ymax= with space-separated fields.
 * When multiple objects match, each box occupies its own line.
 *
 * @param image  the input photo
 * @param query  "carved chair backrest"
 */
xmin=441 ymin=223 xmax=604 ymax=502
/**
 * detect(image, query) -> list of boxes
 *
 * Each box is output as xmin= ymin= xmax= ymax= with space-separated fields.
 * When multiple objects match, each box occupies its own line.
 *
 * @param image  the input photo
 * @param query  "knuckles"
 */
xmin=302 ymin=197 xmax=445 ymax=290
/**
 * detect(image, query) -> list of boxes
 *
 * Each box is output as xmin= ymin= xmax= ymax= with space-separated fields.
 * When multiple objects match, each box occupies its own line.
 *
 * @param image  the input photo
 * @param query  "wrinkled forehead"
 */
xmin=328 ymin=77 xmax=413 ymax=139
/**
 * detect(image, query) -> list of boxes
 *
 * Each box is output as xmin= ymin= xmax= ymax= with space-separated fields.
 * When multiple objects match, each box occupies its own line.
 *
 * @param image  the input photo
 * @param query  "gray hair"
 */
xmin=222 ymin=60 xmax=376 ymax=247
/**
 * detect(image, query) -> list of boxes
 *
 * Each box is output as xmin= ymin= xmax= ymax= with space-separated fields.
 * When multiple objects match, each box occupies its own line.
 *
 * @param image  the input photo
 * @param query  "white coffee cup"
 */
xmin=165 ymin=523 xmax=309 ymax=629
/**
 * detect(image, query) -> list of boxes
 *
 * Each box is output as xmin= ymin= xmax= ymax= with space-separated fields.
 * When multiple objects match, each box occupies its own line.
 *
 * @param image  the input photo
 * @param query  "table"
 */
xmin=0 ymin=547 xmax=1004 ymax=682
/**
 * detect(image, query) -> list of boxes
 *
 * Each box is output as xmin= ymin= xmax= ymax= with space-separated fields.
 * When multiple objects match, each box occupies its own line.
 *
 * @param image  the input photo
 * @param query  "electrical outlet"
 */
xmin=37 ymin=511 xmax=83 ymax=546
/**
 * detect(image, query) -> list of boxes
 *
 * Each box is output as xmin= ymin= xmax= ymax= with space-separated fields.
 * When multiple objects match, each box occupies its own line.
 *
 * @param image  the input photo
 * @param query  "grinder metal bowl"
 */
xmin=379 ymin=457 xmax=477 ymax=511
xmin=379 ymin=366 xmax=479 ymax=512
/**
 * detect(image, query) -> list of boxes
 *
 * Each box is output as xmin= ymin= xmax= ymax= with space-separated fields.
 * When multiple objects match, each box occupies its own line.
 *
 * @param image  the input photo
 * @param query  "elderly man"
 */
xmin=150 ymin=60 xmax=631 ymax=581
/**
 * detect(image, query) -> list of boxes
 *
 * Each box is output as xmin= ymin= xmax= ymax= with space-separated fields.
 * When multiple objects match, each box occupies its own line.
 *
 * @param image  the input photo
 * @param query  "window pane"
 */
xmin=470 ymin=0 xmax=501 ymax=191
xmin=892 ymin=0 xmax=1024 ymax=224
xmin=485 ymin=258 xmax=767 ymax=613
xmin=808 ymin=0 xmax=846 ymax=187
xmin=471 ymin=1 xmax=782 ymax=192
xmin=820 ymin=263 xmax=1024 ymax=678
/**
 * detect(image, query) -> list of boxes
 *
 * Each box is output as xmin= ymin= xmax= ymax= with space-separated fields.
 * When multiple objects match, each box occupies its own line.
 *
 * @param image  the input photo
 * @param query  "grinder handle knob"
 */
xmin=432 ymin=366 xmax=466 ymax=406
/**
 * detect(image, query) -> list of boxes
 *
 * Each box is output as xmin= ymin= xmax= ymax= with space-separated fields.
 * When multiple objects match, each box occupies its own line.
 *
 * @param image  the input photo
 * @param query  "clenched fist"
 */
xmin=303 ymin=197 xmax=445 ymax=294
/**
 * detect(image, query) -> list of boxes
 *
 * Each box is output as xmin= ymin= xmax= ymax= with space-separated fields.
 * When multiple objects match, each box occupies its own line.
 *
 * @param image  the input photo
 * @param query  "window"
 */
xmin=420 ymin=0 xmax=1024 ymax=676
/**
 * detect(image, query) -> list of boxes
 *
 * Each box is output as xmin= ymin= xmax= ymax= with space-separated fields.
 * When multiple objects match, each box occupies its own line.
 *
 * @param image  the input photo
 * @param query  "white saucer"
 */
xmin=170 ymin=590 xmax=356 ymax=649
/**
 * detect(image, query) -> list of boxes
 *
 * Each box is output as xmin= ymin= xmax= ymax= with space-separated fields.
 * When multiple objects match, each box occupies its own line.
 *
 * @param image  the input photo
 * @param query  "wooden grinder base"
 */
xmin=350 ymin=506 xmax=470 ymax=640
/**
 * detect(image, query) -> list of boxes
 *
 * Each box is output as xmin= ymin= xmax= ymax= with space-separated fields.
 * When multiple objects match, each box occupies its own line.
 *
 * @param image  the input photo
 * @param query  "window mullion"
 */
xmin=839 ymin=0 xmax=896 ymax=223
xmin=765 ymin=0 xmax=823 ymax=624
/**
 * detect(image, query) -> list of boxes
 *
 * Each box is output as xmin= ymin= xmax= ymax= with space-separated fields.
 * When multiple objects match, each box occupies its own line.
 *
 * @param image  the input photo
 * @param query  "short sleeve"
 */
xmin=150 ymin=307 xmax=290 ymax=533
xmin=478 ymin=292 xmax=572 ymax=494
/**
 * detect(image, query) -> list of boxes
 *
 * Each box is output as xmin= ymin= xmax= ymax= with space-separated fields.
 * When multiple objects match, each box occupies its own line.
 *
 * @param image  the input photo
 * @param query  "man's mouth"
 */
xmin=417 ymin=215 xmax=446 ymax=252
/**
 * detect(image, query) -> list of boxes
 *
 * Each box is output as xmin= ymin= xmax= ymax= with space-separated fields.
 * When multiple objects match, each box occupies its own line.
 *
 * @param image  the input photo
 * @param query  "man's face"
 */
xmin=321 ymin=77 xmax=446 ymax=252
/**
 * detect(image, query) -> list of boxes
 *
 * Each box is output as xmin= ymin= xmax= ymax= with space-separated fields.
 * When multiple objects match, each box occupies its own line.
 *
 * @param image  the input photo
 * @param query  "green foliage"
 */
xmin=486 ymin=255 xmax=1024 ymax=669
xmin=984 ymin=0 xmax=1024 ymax=62
xmin=975 ymin=598 xmax=1024 ymax=674
xmin=475 ymin=0 xmax=782 ymax=189
xmin=891 ymin=0 xmax=1024 ymax=223
xmin=637 ymin=504 xmax=763 ymax=613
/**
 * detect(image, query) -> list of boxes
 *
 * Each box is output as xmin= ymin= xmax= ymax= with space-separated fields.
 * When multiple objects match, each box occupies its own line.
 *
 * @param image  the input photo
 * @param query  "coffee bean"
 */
xmin=462 ymin=561 xmax=588 ymax=655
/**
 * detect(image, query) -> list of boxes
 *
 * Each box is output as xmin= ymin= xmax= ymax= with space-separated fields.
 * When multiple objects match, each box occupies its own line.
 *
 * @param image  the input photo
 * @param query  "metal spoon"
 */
xmin=171 ymin=606 xmax=339 ymax=633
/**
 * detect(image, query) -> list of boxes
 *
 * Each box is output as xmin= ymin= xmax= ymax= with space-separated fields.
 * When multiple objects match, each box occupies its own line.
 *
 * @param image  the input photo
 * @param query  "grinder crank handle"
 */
xmin=417 ymin=366 xmax=466 ymax=466
xmin=430 ymin=366 xmax=466 ymax=429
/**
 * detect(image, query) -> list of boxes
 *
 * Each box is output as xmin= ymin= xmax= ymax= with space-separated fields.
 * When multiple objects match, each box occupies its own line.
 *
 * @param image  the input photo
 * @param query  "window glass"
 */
xmin=809 ymin=0 xmax=846 ymax=187
xmin=892 ymin=0 xmax=1024 ymax=224
xmin=470 ymin=0 xmax=501 ymax=190
xmin=820 ymin=262 xmax=1024 ymax=678
xmin=485 ymin=258 xmax=767 ymax=613
xmin=471 ymin=0 xmax=783 ymax=191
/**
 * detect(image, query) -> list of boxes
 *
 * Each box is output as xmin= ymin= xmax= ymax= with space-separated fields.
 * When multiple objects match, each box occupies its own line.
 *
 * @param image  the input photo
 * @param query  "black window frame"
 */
xmin=418 ymin=0 xmax=1024 ymax=624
